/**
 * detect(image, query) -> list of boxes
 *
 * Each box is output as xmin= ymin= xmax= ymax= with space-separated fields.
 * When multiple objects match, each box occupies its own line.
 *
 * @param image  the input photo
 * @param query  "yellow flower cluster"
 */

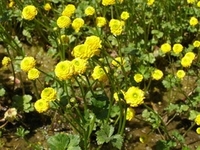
xmin=109 ymin=19 xmax=124 ymax=36
xmin=72 ymin=58 xmax=88 ymax=75
xmin=72 ymin=18 xmax=84 ymax=32
xmin=181 ymin=52 xmax=195 ymax=67
xmin=57 ymin=16 xmax=71 ymax=28
xmin=34 ymin=99 xmax=49 ymax=113
xmin=124 ymin=86 xmax=145 ymax=107
xmin=22 ymin=5 xmax=37 ymax=20
xmin=152 ymin=69 xmax=163 ymax=80
xmin=20 ymin=56 xmax=36 ymax=72
xmin=2 ymin=56 xmax=11 ymax=67
xmin=96 ymin=17 xmax=107 ymax=27
xmin=85 ymin=6 xmax=95 ymax=16
xmin=41 ymin=87 xmax=57 ymax=102
xmin=92 ymin=65 xmax=109 ymax=82
xmin=28 ymin=68 xmax=40 ymax=80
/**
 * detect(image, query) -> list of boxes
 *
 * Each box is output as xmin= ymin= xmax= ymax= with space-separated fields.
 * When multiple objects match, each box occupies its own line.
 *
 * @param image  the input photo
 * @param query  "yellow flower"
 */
xmin=152 ymin=69 xmax=163 ymax=80
xmin=120 ymin=11 xmax=130 ymax=21
xmin=189 ymin=17 xmax=198 ymax=26
xmin=22 ymin=5 xmax=37 ymax=20
xmin=134 ymin=74 xmax=143 ymax=83
xmin=41 ymin=87 xmax=57 ymax=102
xmin=195 ymin=114 xmax=200 ymax=125
xmin=2 ymin=56 xmax=11 ymax=67
xmin=197 ymin=1 xmax=200 ymax=7
xmin=111 ymin=57 xmax=124 ymax=67
xmin=193 ymin=40 xmax=200 ymax=47
xmin=109 ymin=19 xmax=123 ymax=36
xmin=181 ymin=56 xmax=192 ymax=67
xmin=124 ymin=86 xmax=145 ymax=107
xmin=72 ymin=58 xmax=88 ymax=75
xmin=85 ymin=6 xmax=95 ymax=16
xmin=96 ymin=17 xmax=107 ymax=27
xmin=84 ymin=35 xmax=102 ymax=54
xmin=28 ymin=68 xmax=40 ymax=80
xmin=147 ymin=0 xmax=155 ymax=6
xmin=72 ymin=44 xmax=92 ymax=59
xmin=62 ymin=4 xmax=76 ymax=17
xmin=176 ymin=70 xmax=185 ymax=79
xmin=20 ymin=56 xmax=36 ymax=72
xmin=44 ymin=3 xmax=51 ymax=11
xmin=196 ymin=127 xmax=200 ymax=134
xmin=8 ymin=0 xmax=15 ymax=8
xmin=54 ymin=61 xmax=74 ymax=80
xmin=187 ymin=0 xmax=196 ymax=4
xmin=34 ymin=99 xmax=49 ymax=113
xmin=113 ymin=90 xmax=125 ymax=102
xmin=72 ymin=18 xmax=84 ymax=33
xmin=102 ymin=0 xmax=123 ymax=6
xmin=185 ymin=52 xmax=195 ymax=61
xmin=57 ymin=16 xmax=71 ymax=28
xmin=92 ymin=65 xmax=109 ymax=82
xmin=126 ymin=107 xmax=135 ymax=121
xmin=172 ymin=44 xmax=183 ymax=54
xmin=160 ymin=43 xmax=171 ymax=53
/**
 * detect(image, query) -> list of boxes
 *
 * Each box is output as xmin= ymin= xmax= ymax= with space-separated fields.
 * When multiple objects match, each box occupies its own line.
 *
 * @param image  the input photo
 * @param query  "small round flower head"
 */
xmin=196 ymin=127 xmax=200 ymax=134
xmin=41 ymin=87 xmax=57 ymax=102
xmin=28 ymin=68 xmax=40 ymax=80
xmin=193 ymin=40 xmax=200 ymax=47
xmin=109 ymin=19 xmax=123 ymax=36
xmin=187 ymin=0 xmax=196 ymax=4
xmin=111 ymin=57 xmax=124 ymax=67
xmin=147 ymin=0 xmax=155 ymax=6
xmin=197 ymin=1 xmax=200 ymax=7
xmin=72 ymin=18 xmax=84 ymax=33
xmin=96 ymin=17 xmax=107 ymax=27
xmin=84 ymin=35 xmax=102 ymax=53
xmin=152 ymin=69 xmax=163 ymax=80
xmin=72 ymin=58 xmax=88 ymax=75
xmin=57 ymin=16 xmax=71 ymax=28
xmin=4 ymin=108 xmax=17 ymax=122
xmin=72 ymin=44 xmax=94 ymax=59
xmin=22 ymin=5 xmax=37 ymax=20
xmin=54 ymin=61 xmax=74 ymax=80
xmin=62 ymin=4 xmax=76 ymax=17
xmin=44 ymin=3 xmax=51 ymax=11
xmin=161 ymin=43 xmax=171 ymax=53
xmin=34 ymin=99 xmax=49 ymax=113
xmin=124 ymin=86 xmax=145 ymax=107
xmin=172 ymin=44 xmax=183 ymax=54
xmin=8 ymin=0 xmax=15 ymax=8
xmin=20 ymin=56 xmax=36 ymax=72
xmin=176 ymin=70 xmax=185 ymax=79
xmin=189 ymin=17 xmax=198 ymax=26
xmin=126 ymin=107 xmax=135 ymax=121
xmin=85 ymin=6 xmax=95 ymax=16
xmin=102 ymin=0 xmax=123 ymax=6
xmin=185 ymin=52 xmax=195 ymax=61
xmin=134 ymin=73 xmax=143 ymax=83
xmin=92 ymin=65 xmax=109 ymax=82
xmin=120 ymin=11 xmax=130 ymax=20
xmin=195 ymin=114 xmax=200 ymax=125
xmin=2 ymin=56 xmax=11 ymax=67
xmin=181 ymin=56 xmax=192 ymax=67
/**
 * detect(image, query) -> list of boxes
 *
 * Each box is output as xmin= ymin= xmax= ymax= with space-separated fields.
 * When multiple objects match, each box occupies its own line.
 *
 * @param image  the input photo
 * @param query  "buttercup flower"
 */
xmin=189 ymin=17 xmax=198 ymax=26
xmin=126 ymin=107 xmax=135 ymax=121
xmin=113 ymin=90 xmax=125 ymax=102
xmin=176 ymin=70 xmax=185 ymax=79
xmin=102 ymin=0 xmax=123 ymax=6
xmin=72 ymin=58 xmax=88 ymax=75
xmin=72 ymin=44 xmax=93 ymax=59
xmin=2 ymin=56 xmax=11 ymax=67
xmin=54 ymin=61 xmax=74 ymax=80
xmin=44 ymin=3 xmax=51 ymax=11
xmin=120 ymin=11 xmax=130 ymax=20
xmin=62 ymin=4 xmax=76 ymax=17
xmin=173 ymin=44 xmax=183 ymax=54
xmin=85 ymin=6 xmax=95 ymax=16
xmin=197 ymin=1 xmax=200 ymax=7
xmin=72 ymin=18 xmax=84 ymax=33
xmin=8 ymin=0 xmax=15 ymax=8
xmin=109 ymin=19 xmax=123 ymax=36
xmin=134 ymin=74 xmax=143 ymax=83
xmin=96 ymin=17 xmax=107 ymax=27
xmin=152 ymin=69 xmax=163 ymax=80
xmin=22 ymin=5 xmax=37 ymax=20
xmin=195 ymin=114 xmax=200 ymax=125
xmin=28 ymin=68 xmax=40 ymax=80
xmin=84 ymin=35 xmax=102 ymax=54
xmin=57 ymin=16 xmax=71 ymax=28
xmin=20 ymin=56 xmax=36 ymax=72
xmin=41 ymin=87 xmax=57 ymax=102
xmin=111 ymin=57 xmax=124 ymax=67
xmin=124 ymin=86 xmax=145 ymax=107
xmin=196 ymin=127 xmax=200 ymax=134
xmin=185 ymin=52 xmax=195 ymax=61
xmin=193 ymin=40 xmax=200 ymax=47
xmin=181 ymin=56 xmax=192 ymax=67
xmin=147 ymin=0 xmax=155 ymax=6
xmin=92 ymin=65 xmax=109 ymax=82
xmin=34 ymin=99 xmax=49 ymax=113
xmin=161 ymin=43 xmax=171 ymax=53
xmin=187 ymin=0 xmax=196 ymax=4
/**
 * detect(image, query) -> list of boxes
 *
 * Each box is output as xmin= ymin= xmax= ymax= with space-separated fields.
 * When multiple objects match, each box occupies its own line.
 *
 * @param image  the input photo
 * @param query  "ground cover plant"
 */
xmin=0 ymin=0 xmax=200 ymax=149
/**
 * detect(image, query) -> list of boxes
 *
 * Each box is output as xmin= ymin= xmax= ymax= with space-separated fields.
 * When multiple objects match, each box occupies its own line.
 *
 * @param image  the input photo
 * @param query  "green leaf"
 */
xmin=111 ymin=134 xmax=123 ymax=149
xmin=189 ymin=110 xmax=199 ymax=120
xmin=47 ymin=133 xmax=70 ymax=150
xmin=67 ymin=135 xmax=81 ymax=150
xmin=0 ymin=88 xmax=5 ymax=96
